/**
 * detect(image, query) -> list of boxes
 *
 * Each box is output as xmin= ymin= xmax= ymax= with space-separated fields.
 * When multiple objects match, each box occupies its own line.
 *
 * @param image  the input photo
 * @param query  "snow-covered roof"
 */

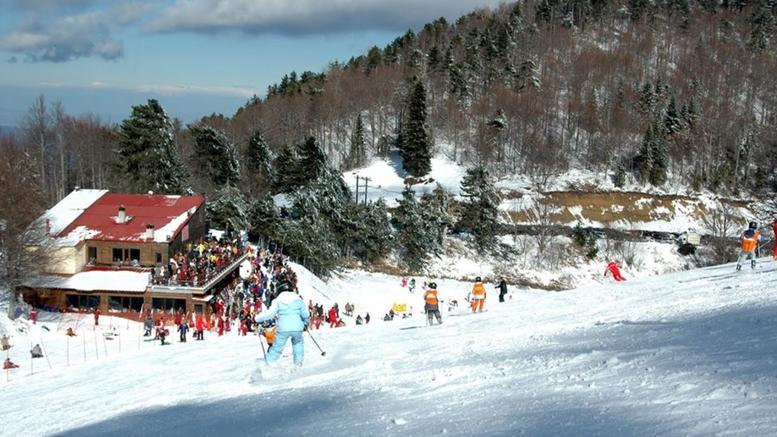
xmin=31 ymin=189 xmax=108 ymax=246
xmin=24 ymin=270 xmax=150 ymax=293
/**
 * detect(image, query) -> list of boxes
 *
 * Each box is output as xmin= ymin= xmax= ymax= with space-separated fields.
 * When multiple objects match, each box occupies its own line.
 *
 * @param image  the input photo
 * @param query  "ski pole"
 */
xmin=306 ymin=330 xmax=326 ymax=356
xmin=259 ymin=332 xmax=267 ymax=363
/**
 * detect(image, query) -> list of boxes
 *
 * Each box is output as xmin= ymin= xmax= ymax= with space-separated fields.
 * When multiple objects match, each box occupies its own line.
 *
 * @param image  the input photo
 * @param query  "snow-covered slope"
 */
xmin=3 ymin=260 xmax=777 ymax=436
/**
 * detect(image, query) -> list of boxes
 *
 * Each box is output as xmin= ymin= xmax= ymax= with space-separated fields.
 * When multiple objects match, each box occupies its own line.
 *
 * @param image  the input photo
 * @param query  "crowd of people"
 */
xmin=153 ymin=237 xmax=245 ymax=287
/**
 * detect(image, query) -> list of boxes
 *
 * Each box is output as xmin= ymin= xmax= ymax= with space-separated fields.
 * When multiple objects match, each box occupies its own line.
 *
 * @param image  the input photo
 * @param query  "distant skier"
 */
xmin=255 ymin=282 xmax=310 ymax=366
xmin=496 ymin=277 xmax=508 ymax=303
xmin=424 ymin=282 xmax=442 ymax=325
xmin=177 ymin=321 xmax=189 ymax=343
xmin=1 ymin=334 xmax=10 ymax=351
xmin=736 ymin=222 xmax=763 ymax=271
xmin=195 ymin=315 xmax=205 ymax=340
xmin=605 ymin=260 xmax=626 ymax=281
xmin=93 ymin=308 xmax=100 ymax=326
xmin=409 ymin=278 xmax=416 ymax=293
xmin=470 ymin=277 xmax=486 ymax=313
xmin=144 ymin=314 xmax=153 ymax=337
xmin=3 ymin=358 xmax=19 ymax=370
xmin=30 ymin=308 xmax=37 ymax=325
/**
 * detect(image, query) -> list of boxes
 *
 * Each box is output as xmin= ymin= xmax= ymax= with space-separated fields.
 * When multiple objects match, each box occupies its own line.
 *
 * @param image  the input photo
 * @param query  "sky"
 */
xmin=0 ymin=0 xmax=504 ymax=127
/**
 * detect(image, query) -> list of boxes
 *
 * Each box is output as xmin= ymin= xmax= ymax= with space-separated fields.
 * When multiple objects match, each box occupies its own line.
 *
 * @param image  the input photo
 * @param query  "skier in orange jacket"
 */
xmin=424 ymin=283 xmax=442 ymax=325
xmin=736 ymin=221 xmax=763 ymax=271
xmin=470 ymin=277 xmax=486 ymax=313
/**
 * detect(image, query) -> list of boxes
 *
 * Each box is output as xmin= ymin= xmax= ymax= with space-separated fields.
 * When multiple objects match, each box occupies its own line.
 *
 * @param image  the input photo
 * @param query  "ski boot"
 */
xmin=736 ymin=264 xmax=742 ymax=271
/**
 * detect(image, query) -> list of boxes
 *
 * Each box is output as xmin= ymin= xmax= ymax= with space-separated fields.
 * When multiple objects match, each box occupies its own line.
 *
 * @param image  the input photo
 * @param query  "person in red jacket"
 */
xmin=328 ymin=306 xmax=339 ymax=328
xmin=30 ymin=308 xmax=37 ymax=325
xmin=605 ymin=260 xmax=626 ymax=281
xmin=93 ymin=308 xmax=100 ymax=326
xmin=195 ymin=315 xmax=205 ymax=340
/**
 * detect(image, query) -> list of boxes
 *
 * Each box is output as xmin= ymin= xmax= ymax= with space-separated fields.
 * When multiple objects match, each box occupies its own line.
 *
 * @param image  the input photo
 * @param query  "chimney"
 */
xmin=118 ymin=205 xmax=126 ymax=224
xmin=145 ymin=224 xmax=155 ymax=240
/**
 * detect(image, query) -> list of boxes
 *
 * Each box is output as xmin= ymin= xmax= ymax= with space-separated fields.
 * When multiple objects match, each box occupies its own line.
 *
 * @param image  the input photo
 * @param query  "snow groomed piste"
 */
xmin=2 ymin=258 xmax=777 ymax=436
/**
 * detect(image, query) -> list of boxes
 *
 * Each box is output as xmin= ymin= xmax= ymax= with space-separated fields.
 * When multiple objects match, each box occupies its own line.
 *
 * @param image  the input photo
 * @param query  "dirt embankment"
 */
xmin=504 ymin=191 xmax=754 ymax=227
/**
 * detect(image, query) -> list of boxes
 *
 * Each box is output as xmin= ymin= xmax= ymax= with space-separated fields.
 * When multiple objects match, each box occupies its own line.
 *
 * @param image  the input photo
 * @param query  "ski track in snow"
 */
xmin=2 ymin=260 xmax=777 ymax=436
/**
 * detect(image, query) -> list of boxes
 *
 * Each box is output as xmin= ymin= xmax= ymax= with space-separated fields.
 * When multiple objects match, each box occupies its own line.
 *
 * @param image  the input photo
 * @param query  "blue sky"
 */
xmin=0 ymin=0 xmax=502 ymax=127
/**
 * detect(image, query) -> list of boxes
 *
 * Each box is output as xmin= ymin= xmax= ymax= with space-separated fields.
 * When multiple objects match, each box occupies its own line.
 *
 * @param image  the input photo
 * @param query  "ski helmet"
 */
xmin=475 ymin=276 xmax=482 ymax=282
xmin=429 ymin=282 xmax=437 ymax=289
xmin=749 ymin=221 xmax=758 ymax=230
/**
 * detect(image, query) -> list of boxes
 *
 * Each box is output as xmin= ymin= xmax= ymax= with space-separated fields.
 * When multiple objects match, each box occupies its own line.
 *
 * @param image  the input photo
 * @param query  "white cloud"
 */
xmin=148 ymin=0 xmax=503 ymax=35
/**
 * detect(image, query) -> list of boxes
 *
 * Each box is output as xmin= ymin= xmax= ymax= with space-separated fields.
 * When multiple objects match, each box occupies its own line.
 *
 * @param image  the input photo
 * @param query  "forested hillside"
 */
xmin=2 ymin=0 xmax=776 ymax=278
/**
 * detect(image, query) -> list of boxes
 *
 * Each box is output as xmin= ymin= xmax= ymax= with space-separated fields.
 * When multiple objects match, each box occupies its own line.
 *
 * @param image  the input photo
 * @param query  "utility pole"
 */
xmin=354 ymin=175 xmax=360 ymax=204
xmin=362 ymin=177 xmax=371 ymax=205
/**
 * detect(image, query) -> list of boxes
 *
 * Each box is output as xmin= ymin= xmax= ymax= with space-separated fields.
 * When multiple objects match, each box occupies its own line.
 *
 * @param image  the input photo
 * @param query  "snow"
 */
xmin=343 ymin=151 xmax=468 ymax=206
xmin=153 ymin=206 xmax=197 ymax=242
xmin=3 ymin=258 xmax=777 ymax=436
xmin=23 ymin=270 xmax=151 ymax=293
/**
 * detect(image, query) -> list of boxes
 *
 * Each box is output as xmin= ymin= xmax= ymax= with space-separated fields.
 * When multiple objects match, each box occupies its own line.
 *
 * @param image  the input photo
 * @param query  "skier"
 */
xmin=356 ymin=315 xmax=364 ymax=325
xmin=736 ymin=221 xmax=763 ymax=271
xmin=30 ymin=344 xmax=43 ymax=358
xmin=605 ymin=260 xmax=626 ymax=281
xmin=195 ymin=315 xmax=205 ymax=340
xmin=143 ymin=314 xmax=154 ymax=337
xmin=93 ymin=308 xmax=100 ymax=326
xmin=65 ymin=328 xmax=76 ymax=337
xmin=3 ymin=358 xmax=19 ymax=369
xmin=1 ymin=334 xmax=10 ymax=351
xmin=30 ymin=308 xmax=37 ymax=325
xmin=255 ymin=282 xmax=310 ymax=366
xmin=365 ymin=312 xmax=370 ymax=324
xmin=424 ymin=282 xmax=442 ymax=325
xmin=470 ymin=277 xmax=486 ymax=313
xmin=496 ymin=277 xmax=508 ymax=303
xmin=409 ymin=278 xmax=416 ymax=293
xmin=177 ymin=321 xmax=189 ymax=343
xmin=328 ymin=306 xmax=339 ymax=328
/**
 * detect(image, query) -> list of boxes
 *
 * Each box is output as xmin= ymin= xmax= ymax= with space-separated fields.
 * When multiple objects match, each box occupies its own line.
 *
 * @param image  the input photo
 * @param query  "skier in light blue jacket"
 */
xmin=256 ymin=282 xmax=310 ymax=365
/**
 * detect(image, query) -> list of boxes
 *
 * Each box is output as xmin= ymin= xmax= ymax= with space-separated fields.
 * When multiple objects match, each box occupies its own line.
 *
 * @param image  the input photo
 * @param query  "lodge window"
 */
xmin=156 ymin=252 xmax=162 ymax=264
xmin=66 ymin=295 xmax=101 ymax=310
xmin=108 ymin=296 xmax=144 ymax=312
xmin=194 ymin=304 xmax=203 ymax=314
xmin=112 ymin=247 xmax=141 ymax=264
xmin=151 ymin=298 xmax=186 ymax=313
xmin=87 ymin=246 xmax=97 ymax=264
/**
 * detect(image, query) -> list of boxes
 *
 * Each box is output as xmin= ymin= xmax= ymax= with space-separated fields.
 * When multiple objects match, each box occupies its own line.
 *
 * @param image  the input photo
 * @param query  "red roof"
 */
xmin=58 ymin=193 xmax=204 ymax=243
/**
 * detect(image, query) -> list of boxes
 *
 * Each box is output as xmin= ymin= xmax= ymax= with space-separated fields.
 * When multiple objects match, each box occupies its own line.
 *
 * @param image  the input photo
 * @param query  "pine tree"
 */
xmin=206 ymin=185 xmax=249 ymax=233
xmin=189 ymin=123 xmax=240 ymax=190
xmin=297 ymin=136 xmax=328 ymax=180
xmin=663 ymin=95 xmax=683 ymax=135
xmin=272 ymin=145 xmax=300 ymax=193
xmin=246 ymin=129 xmax=274 ymax=191
xmin=247 ymin=194 xmax=281 ymax=242
xmin=638 ymin=125 xmax=654 ymax=183
xmin=393 ymin=186 xmax=437 ymax=272
xmin=401 ymin=81 xmax=433 ymax=177
xmin=614 ymin=159 xmax=627 ymax=188
xmin=349 ymin=199 xmax=394 ymax=263
xmin=749 ymin=1 xmax=775 ymax=51
xmin=420 ymin=184 xmax=454 ymax=245
xmin=114 ymin=99 xmax=188 ymax=194
xmin=459 ymin=166 xmax=502 ymax=252
xmin=650 ymin=123 xmax=669 ymax=185
xmin=515 ymin=60 xmax=541 ymax=92
xmin=348 ymin=114 xmax=367 ymax=169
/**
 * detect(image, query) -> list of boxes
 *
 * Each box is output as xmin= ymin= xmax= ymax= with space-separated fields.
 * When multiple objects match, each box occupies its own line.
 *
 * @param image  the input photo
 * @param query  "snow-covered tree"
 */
xmin=638 ymin=125 xmax=655 ymax=183
xmin=393 ymin=186 xmax=438 ymax=272
xmin=189 ymin=123 xmax=240 ymax=190
xmin=664 ymin=95 xmax=683 ymax=135
xmin=459 ymin=166 xmax=502 ymax=252
xmin=515 ymin=59 xmax=541 ymax=92
xmin=206 ymin=185 xmax=249 ymax=233
xmin=115 ymin=99 xmax=189 ymax=194
xmin=420 ymin=184 xmax=454 ymax=245
xmin=272 ymin=145 xmax=299 ymax=193
xmin=247 ymin=194 xmax=281 ymax=242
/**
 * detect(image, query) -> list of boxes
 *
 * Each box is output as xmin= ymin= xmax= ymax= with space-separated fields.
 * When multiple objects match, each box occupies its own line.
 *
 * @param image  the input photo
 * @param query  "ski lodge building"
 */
xmin=19 ymin=189 xmax=246 ymax=318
